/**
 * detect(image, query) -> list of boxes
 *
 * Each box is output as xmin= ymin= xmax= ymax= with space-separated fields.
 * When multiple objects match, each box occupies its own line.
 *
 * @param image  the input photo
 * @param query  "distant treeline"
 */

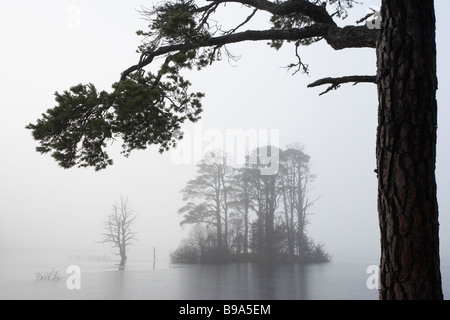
xmin=171 ymin=145 xmax=330 ymax=264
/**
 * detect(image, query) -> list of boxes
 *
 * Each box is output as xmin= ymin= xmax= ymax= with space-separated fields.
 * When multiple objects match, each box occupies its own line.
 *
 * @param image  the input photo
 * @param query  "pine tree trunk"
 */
xmin=376 ymin=0 xmax=443 ymax=299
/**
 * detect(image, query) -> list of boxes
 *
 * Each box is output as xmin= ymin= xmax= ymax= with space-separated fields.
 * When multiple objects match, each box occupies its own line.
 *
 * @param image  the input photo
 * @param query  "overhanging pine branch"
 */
xmin=307 ymin=75 xmax=377 ymax=95
xmin=208 ymin=0 xmax=337 ymax=25
xmin=325 ymin=25 xmax=378 ymax=50
xmin=121 ymin=24 xmax=377 ymax=81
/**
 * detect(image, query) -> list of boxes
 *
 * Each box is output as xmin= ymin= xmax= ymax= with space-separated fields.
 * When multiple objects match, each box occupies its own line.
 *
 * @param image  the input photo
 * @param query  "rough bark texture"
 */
xmin=376 ymin=0 xmax=443 ymax=299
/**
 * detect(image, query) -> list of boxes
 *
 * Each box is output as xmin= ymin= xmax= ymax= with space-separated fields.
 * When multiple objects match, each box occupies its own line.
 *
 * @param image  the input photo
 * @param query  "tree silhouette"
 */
xmin=27 ymin=0 xmax=442 ymax=299
xmin=101 ymin=198 xmax=137 ymax=270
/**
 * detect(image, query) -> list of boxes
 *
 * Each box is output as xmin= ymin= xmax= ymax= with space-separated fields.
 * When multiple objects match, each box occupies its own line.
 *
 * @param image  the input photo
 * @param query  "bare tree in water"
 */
xmin=101 ymin=197 xmax=137 ymax=270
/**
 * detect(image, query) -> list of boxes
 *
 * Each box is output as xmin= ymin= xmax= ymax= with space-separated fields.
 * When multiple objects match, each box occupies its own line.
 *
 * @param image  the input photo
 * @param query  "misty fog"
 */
xmin=0 ymin=0 xmax=449 ymax=300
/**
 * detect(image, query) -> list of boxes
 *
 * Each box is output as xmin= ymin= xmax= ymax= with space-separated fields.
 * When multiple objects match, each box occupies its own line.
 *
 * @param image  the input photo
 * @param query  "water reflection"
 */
xmin=0 ymin=258 xmax=382 ymax=299
xmin=170 ymin=261 xmax=379 ymax=300
xmin=179 ymin=263 xmax=314 ymax=300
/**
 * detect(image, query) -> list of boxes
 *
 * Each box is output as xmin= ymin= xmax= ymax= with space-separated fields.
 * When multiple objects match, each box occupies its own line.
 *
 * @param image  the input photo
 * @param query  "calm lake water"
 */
xmin=0 ymin=253 xmax=449 ymax=300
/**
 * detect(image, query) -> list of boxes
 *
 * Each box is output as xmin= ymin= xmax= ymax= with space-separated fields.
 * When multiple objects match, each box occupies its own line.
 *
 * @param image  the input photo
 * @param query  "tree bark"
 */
xmin=376 ymin=0 xmax=442 ymax=299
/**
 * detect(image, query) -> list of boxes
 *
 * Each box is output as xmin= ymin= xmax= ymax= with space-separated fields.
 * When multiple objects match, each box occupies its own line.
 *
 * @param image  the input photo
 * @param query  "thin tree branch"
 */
xmin=223 ymin=8 xmax=259 ymax=35
xmin=121 ymin=24 xmax=377 ymax=81
xmin=307 ymin=75 xmax=376 ymax=95
xmin=207 ymin=0 xmax=337 ymax=25
xmin=286 ymin=42 xmax=309 ymax=75
xmin=356 ymin=12 xmax=375 ymax=25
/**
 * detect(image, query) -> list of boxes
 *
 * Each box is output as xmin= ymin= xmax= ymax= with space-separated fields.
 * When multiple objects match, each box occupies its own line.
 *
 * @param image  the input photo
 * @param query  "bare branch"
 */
xmin=223 ymin=8 xmax=259 ymax=35
xmin=307 ymin=75 xmax=376 ymax=95
xmin=197 ymin=3 xmax=220 ymax=30
xmin=285 ymin=42 xmax=309 ymax=75
xmin=100 ymin=198 xmax=137 ymax=267
xmin=356 ymin=12 xmax=375 ymax=25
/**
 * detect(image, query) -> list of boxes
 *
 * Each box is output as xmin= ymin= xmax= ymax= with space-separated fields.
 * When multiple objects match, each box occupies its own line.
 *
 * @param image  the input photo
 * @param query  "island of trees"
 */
xmin=170 ymin=145 xmax=330 ymax=264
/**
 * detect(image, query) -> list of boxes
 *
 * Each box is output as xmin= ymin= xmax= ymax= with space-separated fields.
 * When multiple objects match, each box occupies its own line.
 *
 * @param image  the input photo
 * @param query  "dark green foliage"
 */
xmin=27 ymin=70 xmax=203 ymax=170
xmin=152 ymin=2 xmax=197 ymax=41
xmin=27 ymin=84 xmax=113 ymax=170
xmin=269 ymin=0 xmax=355 ymax=50
xmin=269 ymin=10 xmax=315 ymax=50
xmin=137 ymin=0 xmax=212 ymax=51
xmin=149 ymin=0 xmax=208 ymax=45
xmin=28 ymin=0 xmax=363 ymax=170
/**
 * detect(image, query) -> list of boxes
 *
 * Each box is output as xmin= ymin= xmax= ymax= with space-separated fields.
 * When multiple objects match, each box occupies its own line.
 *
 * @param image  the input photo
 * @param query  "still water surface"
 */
xmin=0 ymin=257 xmax=380 ymax=299
xmin=1 ymin=252 xmax=449 ymax=300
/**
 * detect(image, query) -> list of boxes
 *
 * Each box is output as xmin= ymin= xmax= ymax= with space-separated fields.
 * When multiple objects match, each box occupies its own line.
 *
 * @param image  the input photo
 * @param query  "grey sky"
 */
xmin=0 ymin=0 xmax=448 ymax=265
